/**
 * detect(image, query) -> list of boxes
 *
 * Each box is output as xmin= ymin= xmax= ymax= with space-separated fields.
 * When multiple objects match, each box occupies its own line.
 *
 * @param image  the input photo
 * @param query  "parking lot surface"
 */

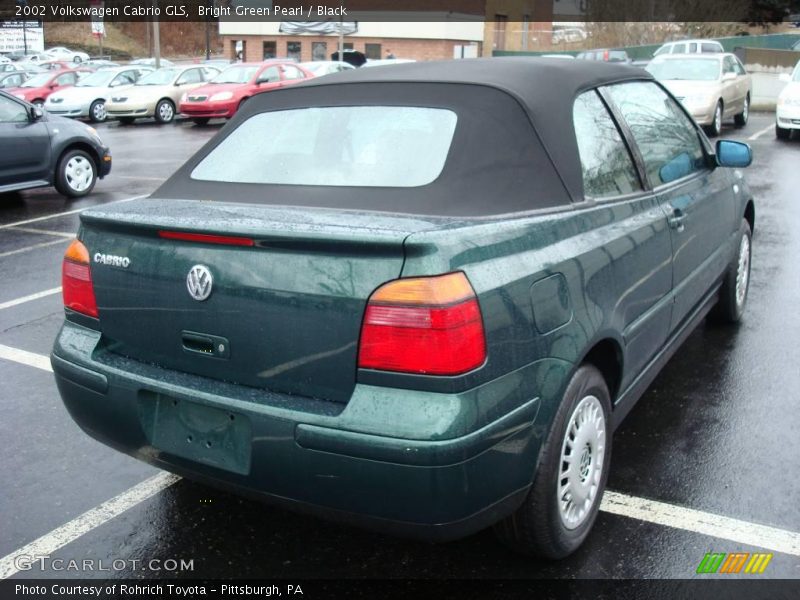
xmin=1 ymin=114 xmax=799 ymax=580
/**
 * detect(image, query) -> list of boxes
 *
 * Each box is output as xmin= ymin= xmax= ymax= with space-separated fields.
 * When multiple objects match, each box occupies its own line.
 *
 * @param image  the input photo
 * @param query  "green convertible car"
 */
xmin=52 ymin=59 xmax=754 ymax=558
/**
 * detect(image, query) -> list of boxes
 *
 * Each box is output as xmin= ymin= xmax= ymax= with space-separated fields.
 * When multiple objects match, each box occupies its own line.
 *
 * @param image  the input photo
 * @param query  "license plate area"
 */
xmin=139 ymin=391 xmax=252 ymax=475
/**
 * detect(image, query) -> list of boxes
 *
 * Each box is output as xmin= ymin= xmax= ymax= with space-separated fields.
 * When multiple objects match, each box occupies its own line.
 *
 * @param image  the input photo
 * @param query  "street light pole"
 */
xmin=152 ymin=0 xmax=160 ymax=68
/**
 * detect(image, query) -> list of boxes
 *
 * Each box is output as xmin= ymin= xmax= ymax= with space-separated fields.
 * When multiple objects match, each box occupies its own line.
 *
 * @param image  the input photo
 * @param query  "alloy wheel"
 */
xmin=735 ymin=232 xmax=751 ymax=309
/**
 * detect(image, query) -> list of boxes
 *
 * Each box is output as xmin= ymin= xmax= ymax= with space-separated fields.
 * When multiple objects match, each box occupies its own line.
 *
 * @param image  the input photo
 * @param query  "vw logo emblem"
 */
xmin=186 ymin=265 xmax=213 ymax=301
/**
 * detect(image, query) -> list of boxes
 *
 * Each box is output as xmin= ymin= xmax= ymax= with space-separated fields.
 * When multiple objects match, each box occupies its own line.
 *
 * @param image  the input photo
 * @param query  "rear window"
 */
xmin=191 ymin=106 xmax=457 ymax=188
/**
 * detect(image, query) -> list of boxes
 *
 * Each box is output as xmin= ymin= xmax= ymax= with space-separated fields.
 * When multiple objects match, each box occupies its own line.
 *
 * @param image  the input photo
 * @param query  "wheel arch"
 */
xmin=55 ymin=141 xmax=101 ymax=174
xmin=578 ymin=337 xmax=624 ymax=403
xmin=744 ymin=199 xmax=755 ymax=234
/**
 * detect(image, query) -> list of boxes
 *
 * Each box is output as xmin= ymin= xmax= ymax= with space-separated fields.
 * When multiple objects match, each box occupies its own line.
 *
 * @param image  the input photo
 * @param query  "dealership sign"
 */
xmin=0 ymin=20 xmax=44 ymax=53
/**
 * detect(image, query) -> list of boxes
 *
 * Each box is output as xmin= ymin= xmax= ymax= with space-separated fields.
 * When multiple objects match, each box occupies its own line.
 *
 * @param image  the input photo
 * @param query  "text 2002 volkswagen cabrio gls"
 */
xmin=52 ymin=59 xmax=754 ymax=558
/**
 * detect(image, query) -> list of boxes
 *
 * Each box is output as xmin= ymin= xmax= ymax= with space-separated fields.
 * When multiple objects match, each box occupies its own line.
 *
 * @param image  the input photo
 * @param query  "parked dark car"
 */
xmin=0 ymin=91 xmax=111 ymax=197
xmin=576 ymin=48 xmax=631 ymax=63
xmin=51 ymin=59 xmax=754 ymax=558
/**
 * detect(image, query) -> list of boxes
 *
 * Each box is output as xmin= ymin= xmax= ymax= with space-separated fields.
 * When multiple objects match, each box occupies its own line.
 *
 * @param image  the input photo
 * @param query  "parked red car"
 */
xmin=179 ymin=61 xmax=314 ymax=124
xmin=8 ymin=68 xmax=91 ymax=107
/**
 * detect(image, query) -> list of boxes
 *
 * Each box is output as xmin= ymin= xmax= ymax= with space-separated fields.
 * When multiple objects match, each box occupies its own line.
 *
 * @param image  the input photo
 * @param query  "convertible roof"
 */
xmin=294 ymin=57 xmax=654 ymax=204
xmin=158 ymin=58 xmax=654 ymax=215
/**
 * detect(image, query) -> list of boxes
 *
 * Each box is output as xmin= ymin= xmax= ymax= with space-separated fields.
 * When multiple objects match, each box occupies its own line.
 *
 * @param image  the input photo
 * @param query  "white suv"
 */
xmin=654 ymin=40 xmax=724 ymax=56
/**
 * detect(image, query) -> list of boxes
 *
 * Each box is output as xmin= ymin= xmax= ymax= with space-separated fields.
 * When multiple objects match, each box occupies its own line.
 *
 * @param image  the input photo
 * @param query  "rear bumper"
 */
xmin=52 ymin=320 xmax=562 ymax=541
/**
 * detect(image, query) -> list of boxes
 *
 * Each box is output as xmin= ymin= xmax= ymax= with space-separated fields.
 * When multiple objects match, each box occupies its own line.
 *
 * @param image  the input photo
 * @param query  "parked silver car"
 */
xmin=45 ymin=66 xmax=153 ymax=122
xmin=646 ymin=53 xmax=752 ymax=136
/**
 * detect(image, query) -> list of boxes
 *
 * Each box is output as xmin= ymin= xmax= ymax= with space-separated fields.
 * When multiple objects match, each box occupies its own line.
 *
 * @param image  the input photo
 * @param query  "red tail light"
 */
xmin=62 ymin=239 xmax=98 ymax=318
xmin=358 ymin=272 xmax=486 ymax=375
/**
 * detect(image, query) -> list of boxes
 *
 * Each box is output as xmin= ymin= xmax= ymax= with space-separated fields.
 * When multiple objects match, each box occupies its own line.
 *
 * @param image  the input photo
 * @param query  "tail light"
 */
xmin=62 ymin=239 xmax=98 ymax=318
xmin=358 ymin=272 xmax=486 ymax=375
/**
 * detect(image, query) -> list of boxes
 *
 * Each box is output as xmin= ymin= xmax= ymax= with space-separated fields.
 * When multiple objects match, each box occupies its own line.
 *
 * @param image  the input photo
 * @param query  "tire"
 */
xmin=54 ymin=149 xmax=97 ymax=199
xmin=89 ymin=99 xmax=106 ymax=123
xmin=154 ymin=98 xmax=175 ymax=124
xmin=493 ymin=365 xmax=612 ymax=559
xmin=192 ymin=117 xmax=210 ymax=126
xmin=776 ymin=124 xmax=790 ymax=140
xmin=117 ymin=117 xmax=135 ymax=126
xmin=709 ymin=219 xmax=752 ymax=324
xmin=32 ymin=99 xmax=44 ymax=109
xmin=734 ymin=94 xmax=749 ymax=127
xmin=73 ymin=56 xmax=82 ymax=63
xmin=705 ymin=101 xmax=723 ymax=137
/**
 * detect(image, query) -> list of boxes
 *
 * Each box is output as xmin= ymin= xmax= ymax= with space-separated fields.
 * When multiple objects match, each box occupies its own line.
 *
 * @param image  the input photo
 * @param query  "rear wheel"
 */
xmin=89 ymin=99 xmax=106 ymax=123
xmin=734 ymin=94 xmax=749 ymax=127
xmin=54 ymin=149 xmax=97 ymax=199
xmin=154 ymin=98 xmax=175 ymax=124
xmin=776 ymin=123 xmax=791 ymax=140
xmin=192 ymin=117 xmax=210 ymax=126
xmin=493 ymin=365 xmax=612 ymax=558
xmin=709 ymin=219 xmax=752 ymax=324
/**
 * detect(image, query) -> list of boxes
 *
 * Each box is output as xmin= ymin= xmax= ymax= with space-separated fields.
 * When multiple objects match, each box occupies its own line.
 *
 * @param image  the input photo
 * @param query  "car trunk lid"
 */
xmin=79 ymin=198 xmax=442 ymax=403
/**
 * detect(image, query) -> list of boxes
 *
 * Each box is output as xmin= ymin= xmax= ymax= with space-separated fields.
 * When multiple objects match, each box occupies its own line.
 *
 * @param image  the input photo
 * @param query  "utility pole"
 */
xmin=205 ymin=0 xmax=212 ymax=59
xmin=152 ymin=0 xmax=160 ymax=68
xmin=338 ymin=15 xmax=344 ymax=62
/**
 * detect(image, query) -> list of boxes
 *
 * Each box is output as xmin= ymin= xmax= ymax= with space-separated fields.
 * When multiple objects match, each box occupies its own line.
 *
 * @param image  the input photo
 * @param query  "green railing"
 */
xmin=493 ymin=32 xmax=800 ymax=61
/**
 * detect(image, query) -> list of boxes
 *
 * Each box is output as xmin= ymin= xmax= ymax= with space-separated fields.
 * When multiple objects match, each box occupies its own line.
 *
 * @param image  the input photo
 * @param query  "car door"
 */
xmin=732 ymin=57 xmax=751 ymax=107
xmin=721 ymin=56 xmax=742 ymax=116
xmin=0 ymin=94 xmax=51 ymax=186
xmin=606 ymin=81 xmax=736 ymax=332
xmin=572 ymin=89 xmax=674 ymax=383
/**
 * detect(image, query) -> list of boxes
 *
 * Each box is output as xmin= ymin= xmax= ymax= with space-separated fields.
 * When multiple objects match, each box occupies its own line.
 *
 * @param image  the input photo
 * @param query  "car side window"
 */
xmin=201 ymin=68 xmax=218 ymax=81
xmin=673 ymin=43 xmax=686 ymax=54
xmin=688 ymin=43 xmax=698 ymax=53
xmin=177 ymin=69 xmax=202 ymax=85
xmin=702 ymin=42 xmax=721 ymax=53
xmin=111 ymin=73 xmax=135 ymax=87
xmin=0 ymin=95 xmax=29 ymax=123
xmin=55 ymin=73 xmax=76 ymax=86
xmin=282 ymin=65 xmax=305 ymax=80
xmin=733 ymin=58 xmax=747 ymax=75
xmin=607 ymin=82 xmax=707 ymax=187
xmin=258 ymin=66 xmax=280 ymax=83
xmin=573 ymin=90 xmax=641 ymax=199
xmin=723 ymin=56 xmax=736 ymax=74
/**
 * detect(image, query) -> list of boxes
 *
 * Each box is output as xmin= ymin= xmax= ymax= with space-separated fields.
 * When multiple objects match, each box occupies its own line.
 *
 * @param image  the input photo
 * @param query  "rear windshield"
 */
xmin=191 ymin=106 xmax=457 ymax=188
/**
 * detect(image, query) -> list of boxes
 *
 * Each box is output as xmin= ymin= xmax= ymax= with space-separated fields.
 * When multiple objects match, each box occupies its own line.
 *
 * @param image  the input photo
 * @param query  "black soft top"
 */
xmin=157 ymin=58 xmax=652 ymax=217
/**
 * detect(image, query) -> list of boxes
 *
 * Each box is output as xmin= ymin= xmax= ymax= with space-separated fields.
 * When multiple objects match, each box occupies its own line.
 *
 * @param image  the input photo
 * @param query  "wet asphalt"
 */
xmin=0 ymin=113 xmax=799 ymax=582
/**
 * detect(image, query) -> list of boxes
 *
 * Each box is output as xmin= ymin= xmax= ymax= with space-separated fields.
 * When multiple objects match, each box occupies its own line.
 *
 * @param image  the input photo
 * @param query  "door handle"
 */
xmin=668 ymin=209 xmax=688 ymax=232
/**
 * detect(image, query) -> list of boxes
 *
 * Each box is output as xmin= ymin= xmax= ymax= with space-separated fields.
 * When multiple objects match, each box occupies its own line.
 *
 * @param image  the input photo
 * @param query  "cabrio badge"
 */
xmin=186 ymin=265 xmax=213 ymax=301
xmin=94 ymin=253 xmax=130 ymax=268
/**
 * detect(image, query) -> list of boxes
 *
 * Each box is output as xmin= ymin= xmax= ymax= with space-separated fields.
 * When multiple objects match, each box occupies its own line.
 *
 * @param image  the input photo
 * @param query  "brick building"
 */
xmin=219 ymin=21 xmax=485 ymax=63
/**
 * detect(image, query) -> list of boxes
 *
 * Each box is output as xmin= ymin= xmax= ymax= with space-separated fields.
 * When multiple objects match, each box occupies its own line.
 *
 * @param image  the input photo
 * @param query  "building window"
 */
xmin=365 ymin=43 xmax=382 ymax=60
xmin=494 ymin=15 xmax=508 ymax=51
xmin=312 ymin=42 xmax=327 ymax=61
xmin=344 ymin=42 xmax=354 ymax=50
xmin=287 ymin=41 xmax=301 ymax=61
xmin=263 ymin=41 xmax=276 ymax=60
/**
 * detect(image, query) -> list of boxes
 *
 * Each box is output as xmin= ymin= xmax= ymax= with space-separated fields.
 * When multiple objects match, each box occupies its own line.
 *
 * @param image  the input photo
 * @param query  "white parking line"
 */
xmin=0 ymin=343 xmax=798 ymax=574
xmin=10 ymin=227 xmax=76 ymax=239
xmin=0 ymin=472 xmax=180 ymax=580
xmin=748 ymin=124 xmax=774 ymax=141
xmin=601 ymin=491 xmax=800 ymax=556
xmin=0 ymin=238 xmax=70 ymax=259
xmin=0 ymin=344 xmax=52 ymax=372
xmin=0 ymin=194 xmax=148 ymax=231
xmin=0 ymin=287 xmax=61 ymax=311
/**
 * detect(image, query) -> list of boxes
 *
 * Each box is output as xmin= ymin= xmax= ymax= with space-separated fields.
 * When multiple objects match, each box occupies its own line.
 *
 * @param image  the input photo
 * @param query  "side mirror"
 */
xmin=716 ymin=140 xmax=752 ymax=168
xmin=722 ymin=72 xmax=737 ymax=81
xmin=30 ymin=106 xmax=44 ymax=121
xmin=779 ymin=73 xmax=792 ymax=83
